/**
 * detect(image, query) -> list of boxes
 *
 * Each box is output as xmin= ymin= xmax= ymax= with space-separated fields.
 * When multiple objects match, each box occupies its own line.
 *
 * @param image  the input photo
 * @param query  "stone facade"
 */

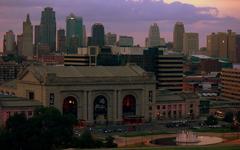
xmin=1 ymin=64 xmax=156 ymax=124
xmin=155 ymin=90 xmax=200 ymax=120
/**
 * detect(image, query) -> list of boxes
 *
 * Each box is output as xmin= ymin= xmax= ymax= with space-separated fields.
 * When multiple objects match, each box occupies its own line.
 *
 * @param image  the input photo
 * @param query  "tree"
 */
xmin=205 ymin=115 xmax=218 ymax=126
xmin=224 ymin=112 xmax=234 ymax=123
xmin=2 ymin=107 xmax=76 ymax=150
xmin=5 ymin=113 xmax=28 ymax=150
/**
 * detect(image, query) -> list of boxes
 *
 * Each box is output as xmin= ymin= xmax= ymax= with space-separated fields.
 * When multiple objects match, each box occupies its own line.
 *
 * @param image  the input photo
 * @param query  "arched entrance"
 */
xmin=122 ymin=95 xmax=136 ymax=117
xmin=63 ymin=96 xmax=78 ymax=118
xmin=94 ymin=95 xmax=108 ymax=123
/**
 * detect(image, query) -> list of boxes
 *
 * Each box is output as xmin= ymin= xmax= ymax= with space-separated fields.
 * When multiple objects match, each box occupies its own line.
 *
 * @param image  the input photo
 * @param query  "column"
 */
xmin=87 ymin=91 xmax=93 ymax=123
xmin=141 ymin=90 xmax=146 ymax=120
xmin=113 ymin=90 xmax=117 ymax=122
xmin=83 ymin=91 xmax=87 ymax=120
xmin=117 ymin=90 xmax=122 ymax=122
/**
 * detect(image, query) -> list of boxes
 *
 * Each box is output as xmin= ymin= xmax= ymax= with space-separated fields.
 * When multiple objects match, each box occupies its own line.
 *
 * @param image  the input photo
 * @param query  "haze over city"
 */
xmin=0 ymin=0 xmax=240 ymax=50
xmin=2 ymin=0 xmax=240 ymax=150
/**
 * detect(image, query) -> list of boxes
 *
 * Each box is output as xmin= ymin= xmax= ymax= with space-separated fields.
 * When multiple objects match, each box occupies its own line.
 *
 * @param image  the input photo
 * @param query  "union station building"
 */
xmin=0 ymin=64 xmax=156 ymax=124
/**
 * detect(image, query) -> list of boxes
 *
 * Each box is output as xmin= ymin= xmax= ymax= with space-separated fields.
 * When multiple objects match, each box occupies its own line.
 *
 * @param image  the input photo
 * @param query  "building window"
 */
xmin=28 ymin=111 xmax=33 ymax=116
xmin=162 ymin=105 xmax=166 ymax=109
xmin=27 ymin=91 xmax=35 ymax=100
xmin=49 ymin=93 xmax=54 ymax=105
xmin=7 ymin=112 xmax=10 ymax=117
xmin=168 ymin=111 xmax=171 ymax=118
xmin=173 ymin=111 xmax=177 ymax=118
xmin=190 ymin=104 xmax=193 ymax=108
xmin=149 ymin=91 xmax=153 ymax=102
xmin=174 ymin=105 xmax=177 ymax=109
xmin=168 ymin=105 xmax=171 ymax=109
xmin=157 ymin=105 xmax=160 ymax=110
xmin=149 ymin=106 xmax=152 ymax=111
xmin=163 ymin=112 xmax=166 ymax=117
xmin=179 ymin=111 xmax=182 ymax=118
xmin=179 ymin=104 xmax=182 ymax=109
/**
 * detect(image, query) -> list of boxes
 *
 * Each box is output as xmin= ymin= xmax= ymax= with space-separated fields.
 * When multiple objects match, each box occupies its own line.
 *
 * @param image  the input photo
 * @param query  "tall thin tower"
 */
xmin=148 ymin=23 xmax=161 ymax=47
xmin=173 ymin=22 xmax=185 ymax=52
xmin=40 ymin=7 xmax=56 ymax=52
xmin=66 ymin=13 xmax=83 ymax=53
xmin=22 ymin=14 xmax=33 ymax=58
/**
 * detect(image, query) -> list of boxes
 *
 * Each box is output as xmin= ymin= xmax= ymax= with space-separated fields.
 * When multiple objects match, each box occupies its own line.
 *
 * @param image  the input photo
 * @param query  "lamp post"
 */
xmin=124 ymin=131 xmax=127 ymax=147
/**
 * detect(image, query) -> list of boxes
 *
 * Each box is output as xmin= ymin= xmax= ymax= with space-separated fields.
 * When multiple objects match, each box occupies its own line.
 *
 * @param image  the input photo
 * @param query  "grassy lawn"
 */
xmin=120 ymin=130 xmax=176 ymax=137
xmin=192 ymin=127 xmax=237 ymax=133
xmin=125 ymin=145 xmax=240 ymax=150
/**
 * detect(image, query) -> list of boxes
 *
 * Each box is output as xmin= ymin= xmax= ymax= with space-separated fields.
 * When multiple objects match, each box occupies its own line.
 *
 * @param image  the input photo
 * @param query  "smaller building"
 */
xmin=0 ymin=94 xmax=42 ymax=126
xmin=183 ymin=33 xmax=199 ymax=56
xmin=183 ymin=73 xmax=220 ymax=99
xmin=155 ymin=90 xmax=199 ymax=120
xmin=186 ymin=55 xmax=232 ymax=75
xmin=118 ymin=36 xmax=134 ymax=47
xmin=221 ymin=68 xmax=240 ymax=101
xmin=209 ymin=100 xmax=240 ymax=118
xmin=0 ymin=62 xmax=25 ymax=84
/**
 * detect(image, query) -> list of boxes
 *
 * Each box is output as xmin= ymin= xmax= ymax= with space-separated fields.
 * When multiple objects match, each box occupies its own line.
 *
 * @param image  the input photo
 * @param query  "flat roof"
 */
xmin=0 ymin=94 xmax=42 ymax=108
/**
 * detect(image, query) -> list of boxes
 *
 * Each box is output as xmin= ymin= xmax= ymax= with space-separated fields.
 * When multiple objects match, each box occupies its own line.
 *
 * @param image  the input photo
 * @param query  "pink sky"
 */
xmin=0 ymin=0 xmax=239 ymax=51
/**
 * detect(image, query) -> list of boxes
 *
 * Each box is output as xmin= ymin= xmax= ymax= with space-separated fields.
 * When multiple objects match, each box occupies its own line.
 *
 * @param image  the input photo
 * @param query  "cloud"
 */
xmin=0 ymin=0 xmax=239 ymax=49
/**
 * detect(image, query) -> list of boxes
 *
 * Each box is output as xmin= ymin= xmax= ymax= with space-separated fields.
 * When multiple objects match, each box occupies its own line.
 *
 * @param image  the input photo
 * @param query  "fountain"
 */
xmin=176 ymin=130 xmax=199 ymax=145
xmin=151 ymin=130 xmax=223 ymax=146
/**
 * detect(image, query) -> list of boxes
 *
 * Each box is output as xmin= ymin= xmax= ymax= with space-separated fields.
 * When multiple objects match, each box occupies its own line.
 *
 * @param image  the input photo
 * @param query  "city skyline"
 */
xmin=0 ymin=0 xmax=240 ymax=51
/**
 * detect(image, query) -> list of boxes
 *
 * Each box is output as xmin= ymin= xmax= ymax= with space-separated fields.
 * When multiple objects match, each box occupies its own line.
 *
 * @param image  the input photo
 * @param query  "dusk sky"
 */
xmin=0 ymin=0 xmax=240 ymax=50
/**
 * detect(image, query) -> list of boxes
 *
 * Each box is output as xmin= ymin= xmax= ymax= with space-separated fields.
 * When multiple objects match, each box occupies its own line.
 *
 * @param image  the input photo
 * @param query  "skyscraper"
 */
xmin=236 ymin=35 xmax=240 ymax=63
xmin=105 ymin=32 xmax=117 ymax=46
xmin=22 ymin=14 xmax=33 ymax=58
xmin=91 ymin=23 xmax=105 ymax=47
xmin=148 ymin=23 xmax=161 ymax=47
xmin=66 ymin=13 xmax=83 ymax=53
xmin=17 ymin=34 xmax=23 ymax=55
xmin=34 ymin=25 xmax=40 ymax=45
xmin=34 ymin=25 xmax=40 ymax=56
xmin=207 ymin=30 xmax=237 ymax=63
xmin=3 ymin=30 xmax=16 ymax=55
xmin=82 ymin=25 xmax=87 ymax=47
xmin=40 ymin=7 xmax=56 ymax=52
xmin=173 ymin=22 xmax=185 ymax=52
xmin=183 ymin=33 xmax=199 ymax=56
xmin=57 ymin=29 xmax=66 ymax=53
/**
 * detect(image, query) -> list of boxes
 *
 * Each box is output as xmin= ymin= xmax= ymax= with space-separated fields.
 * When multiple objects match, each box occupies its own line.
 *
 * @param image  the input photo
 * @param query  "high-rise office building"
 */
xmin=57 ymin=29 xmax=66 ymax=53
xmin=183 ymin=33 xmax=199 ymax=56
xmin=227 ymin=30 xmax=237 ymax=63
xmin=173 ymin=22 xmax=185 ymax=52
xmin=145 ymin=38 xmax=149 ymax=47
xmin=66 ymin=13 xmax=83 ymax=53
xmin=148 ymin=23 xmax=161 ymax=47
xmin=143 ymin=47 xmax=183 ymax=91
xmin=91 ymin=23 xmax=105 ymax=47
xmin=207 ymin=30 xmax=237 ymax=63
xmin=40 ymin=7 xmax=56 ymax=52
xmin=82 ymin=25 xmax=87 ymax=47
xmin=22 ymin=14 xmax=33 ymax=58
xmin=3 ymin=30 xmax=16 ymax=55
xmin=34 ymin=25 xmax=40 ymax=56
xmin=34 ymin=25 xmax=40 ymax=45
xmin=157 ymin=52 xmax=183 ymax=92
xmin=118 ymin=36 xmax=134 ymax=47
xmin=207 ymin=33 xmax=218 ymax=57
xmin=17 ymin=34 xmax=23 ymax=55
xmin=105 ymin=32 xmax=117 ymax=46
xmin=236 ymin=35 xmax=240 ymax=63
xmin=221 ymin=68 xmax=240 ymax=101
